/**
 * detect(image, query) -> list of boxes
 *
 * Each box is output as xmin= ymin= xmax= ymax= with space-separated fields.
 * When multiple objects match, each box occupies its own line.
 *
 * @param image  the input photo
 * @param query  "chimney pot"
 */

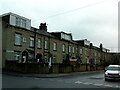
xmin=39 ymin=23 xmax=47 ymax=31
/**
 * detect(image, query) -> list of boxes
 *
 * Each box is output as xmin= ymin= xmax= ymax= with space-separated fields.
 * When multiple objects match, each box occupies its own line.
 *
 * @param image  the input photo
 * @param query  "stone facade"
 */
xmin=2 ymin=12 xmax=112 ymax=68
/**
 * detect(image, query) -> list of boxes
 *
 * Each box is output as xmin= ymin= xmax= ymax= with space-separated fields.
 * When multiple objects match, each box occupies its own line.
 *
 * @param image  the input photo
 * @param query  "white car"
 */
xmin=104 ymin=65 xmax=120 ymax=81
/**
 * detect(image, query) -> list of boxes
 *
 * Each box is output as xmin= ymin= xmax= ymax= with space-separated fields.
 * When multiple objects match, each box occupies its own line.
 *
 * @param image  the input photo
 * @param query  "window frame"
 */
xmin=44 ymin=40 xmax=48 ymax=50
xmin=76 ymin=47 xmax=78 ymax=53
xmin=62 ymin=44 xmax=65 ymax=52
xmin=14 ymin=32 xmax=22 ymax=46
xmin=37 ymin=38 xmax=42 ymax=49
xmin=80 ymin=48 xmax=83 ymax=55
xmin=14 ymin=51 xmax=21 ymax=61
xmin=72 ymin=46 xmax=75 ymax=53
xmin=16 ymin=17 xmax=26 ymax=28
xmin=53 ymin=42 xmax=57 ymax=51
xmin=69 ymin=45 xmax=71 ymax=53
xmin=30 ymin=36 xmax=34 ymax=48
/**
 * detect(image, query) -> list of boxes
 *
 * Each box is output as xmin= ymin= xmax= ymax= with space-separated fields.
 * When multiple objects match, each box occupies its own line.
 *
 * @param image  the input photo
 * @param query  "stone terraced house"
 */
xmin=1 ymin=12 xmax=111 ymax=69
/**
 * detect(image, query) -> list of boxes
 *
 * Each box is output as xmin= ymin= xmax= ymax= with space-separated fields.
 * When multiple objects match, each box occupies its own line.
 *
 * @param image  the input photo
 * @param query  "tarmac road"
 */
xmin=2 ymin=71 xmax=120 ymax=89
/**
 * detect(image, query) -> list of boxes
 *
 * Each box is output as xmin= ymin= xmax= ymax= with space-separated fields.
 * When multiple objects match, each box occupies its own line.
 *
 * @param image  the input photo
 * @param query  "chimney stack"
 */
xmin=39 ymin=23 xmax=47 ymax=31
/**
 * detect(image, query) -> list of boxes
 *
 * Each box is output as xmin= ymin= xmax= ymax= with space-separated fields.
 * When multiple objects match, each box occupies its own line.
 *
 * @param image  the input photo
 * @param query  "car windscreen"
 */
xmin=107 ymin=66 xmax=120 ymax=71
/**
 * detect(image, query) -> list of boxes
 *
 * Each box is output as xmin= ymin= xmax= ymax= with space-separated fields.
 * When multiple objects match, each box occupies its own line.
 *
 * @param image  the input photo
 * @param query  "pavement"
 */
xmin=2 ymin=70 xmax=104 ymax=78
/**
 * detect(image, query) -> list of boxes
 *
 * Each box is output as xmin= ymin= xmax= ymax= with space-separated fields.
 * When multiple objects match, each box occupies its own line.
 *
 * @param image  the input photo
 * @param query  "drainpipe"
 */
xmin=34 ymin=29 xmax=37 ymax=62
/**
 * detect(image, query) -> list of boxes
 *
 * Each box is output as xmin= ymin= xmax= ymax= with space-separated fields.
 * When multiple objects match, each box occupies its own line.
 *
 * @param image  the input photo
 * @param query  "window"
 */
xmin=62 ymin=44 xmax=65 ymax=52
xmin=76 ymin=48 xmax=78 ymax=53
xmin=15 ymin=33 xmax=21 ymax=45
xmin=44 ymin=40 xmax=48 ymax=49
xmin=30 ymin=37 xmax=34 ymax=47
xmin=99 ymin=53 xmax=100 ymax=57
xmin=14 ymin=51 xmax=20 ymax=60
xmin=69 ymin=46 xmax=71 ymax=53
xmin=72 ymin=47 xmax=75 ymax=53
xmin=94 ymin=50 xmax=97 ymax=57
xmin=21 ymin=19 xmax=26 ymax=28
xmin=61 ymin=33 xmax=72 ymax=41
xmin=53 ymin=42 xmax=57 ymax=51
xmin=80 ymin=48 xmax=83 ymax=54
xmin=16 ymin=17 xmax=26 ymax=28
xmin=16 ymin=17 xmax=21 ymax=27
xmin=38 ymin=38 xmax=41 ymax=48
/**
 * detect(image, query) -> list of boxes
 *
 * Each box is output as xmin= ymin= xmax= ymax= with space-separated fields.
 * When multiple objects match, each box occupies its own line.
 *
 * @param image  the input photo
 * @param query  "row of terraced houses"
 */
xmin=1 ymin=12 xmax=114 ymax=72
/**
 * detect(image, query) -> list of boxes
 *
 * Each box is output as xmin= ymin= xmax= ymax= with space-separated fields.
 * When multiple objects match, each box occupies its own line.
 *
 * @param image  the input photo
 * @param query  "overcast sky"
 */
xmin=1 ymin=0 xmax=119 ymax=52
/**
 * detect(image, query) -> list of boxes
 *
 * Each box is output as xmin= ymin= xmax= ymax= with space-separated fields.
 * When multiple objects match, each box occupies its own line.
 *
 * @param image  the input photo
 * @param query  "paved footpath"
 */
xmin=2 ymin=70 xmax=103 ymax=78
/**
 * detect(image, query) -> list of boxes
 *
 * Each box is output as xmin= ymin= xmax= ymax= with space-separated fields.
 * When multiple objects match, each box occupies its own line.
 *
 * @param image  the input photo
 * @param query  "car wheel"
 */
xmin=105 ymin=78 xmax=108 ymax=81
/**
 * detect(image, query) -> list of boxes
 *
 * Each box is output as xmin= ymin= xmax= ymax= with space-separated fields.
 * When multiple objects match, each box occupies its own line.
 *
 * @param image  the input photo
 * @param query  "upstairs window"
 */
xmin=72 ymin=47 xmax=75 ymax=53
xmin=80 ymin=48 xmax=83 ymax=54
xmin=15 ymin=33 xmax=21 ymax=45
xmin=16 ymin=17 xmax=26 ymax=28
xmin=69 ymin=46 xmax=71 ymax=53
xmin=21 ymin=19 xmax=26 ymax=28
xmin=53 ymin=42 xmax=57 ymax=51
xmin=38 ymin=38 xmax=42 ymax=48
xmin=94 ymin=50 xmax=97 ymax=57
xmin=44 ymin=40 xmax=48 ymax=49
xmin=16 ymin=17 xmax=21 ymax=27
xmin=62 ymin=44 xmax=65 ymax=52
xmin=76 ymin=48 xmax=78 ymax=53
xmin=30 ymin=37 xmax=34 ymax=47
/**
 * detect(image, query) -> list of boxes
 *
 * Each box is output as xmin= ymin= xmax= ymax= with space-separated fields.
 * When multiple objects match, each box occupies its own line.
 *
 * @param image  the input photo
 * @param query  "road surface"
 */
xmin=2 ymin=71 xmax=120 ymax=89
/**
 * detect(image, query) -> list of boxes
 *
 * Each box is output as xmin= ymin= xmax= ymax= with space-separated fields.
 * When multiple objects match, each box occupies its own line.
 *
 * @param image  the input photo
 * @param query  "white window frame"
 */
xmin=30 ymin=37 xmax=34 ymax=47
xmin=21 ymin=19 xmax=26 ymax=28
xmin=76 ymin=48 xmax=78 ymax=53
xmin=69 ymin=46 xmax=71 ymax=53
xmin=72 ymin=47 xmax=75 ymax=53
xmin=16 ymin=17 xmax=21 ymax=27
xmin=44 ymin=40 xmax=48 ymax=49
xmin=15 ymin=33 xmax=21 ymax=45
xmin=38 ymin=38 xmax=41 ymax=48
xmin=53 ymin=42 xmax=57 ymax=51
xmin=14 ymin=51 xmax=20 ymax=60
xmin=16 ymin=17 xmax=26 ymax=28
xmin=80 ymin=48 xmax=83 ymax=54
xmin=62 ymin=44 xmax=65 ymax=52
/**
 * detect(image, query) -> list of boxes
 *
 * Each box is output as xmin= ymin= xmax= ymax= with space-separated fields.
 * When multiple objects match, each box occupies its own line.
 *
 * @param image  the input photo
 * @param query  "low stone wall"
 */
xmin=59 ymin=64 xmax=73 ymax=73
xmin=5 ymin=61 xmax=49 ymax=74
xmin=51 ymin=63 xmax=59 ymax=73
xmin=97 ymin=65 xmax=105 ymax=70
xmin=79 ymin=64 xmax=87 ymax=72
xmin=4 ymin=61 xmax=105 ymax=74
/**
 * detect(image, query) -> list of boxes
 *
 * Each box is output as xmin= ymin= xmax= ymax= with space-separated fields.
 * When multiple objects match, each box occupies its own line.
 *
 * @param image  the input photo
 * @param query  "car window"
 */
xmin=107 ymin=66 xmax=120 ymax=71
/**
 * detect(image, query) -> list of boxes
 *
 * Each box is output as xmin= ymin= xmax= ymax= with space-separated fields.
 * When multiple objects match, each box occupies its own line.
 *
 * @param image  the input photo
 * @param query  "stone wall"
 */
xmin=5 ymin=61 xmax=49 ymax=74
xmin=4 ymin=61 xmax=105 ymax=74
